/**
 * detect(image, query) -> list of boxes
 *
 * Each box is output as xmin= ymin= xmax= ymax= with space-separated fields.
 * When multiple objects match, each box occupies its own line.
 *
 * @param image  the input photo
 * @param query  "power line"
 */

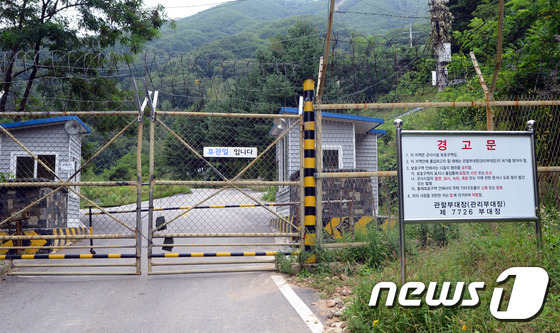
xmin=162 ymin=0 xmax=245 ymax=10
xmin=335 ymin=10 xmax=429 ymax=19
xmin=359 ymin=0 xmax=397 ymax=15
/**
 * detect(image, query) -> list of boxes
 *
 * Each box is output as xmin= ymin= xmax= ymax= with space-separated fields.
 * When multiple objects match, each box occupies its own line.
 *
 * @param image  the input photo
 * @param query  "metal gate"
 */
xmin=0 ymin=85 xmax=306 ymax=275
xmin=0 ymin=109 xmax=146 ymax=275
xmin=0 ymin=79 xmax=159 ymax=276
xmin=146 ymin=104 xmax=304 ymax=274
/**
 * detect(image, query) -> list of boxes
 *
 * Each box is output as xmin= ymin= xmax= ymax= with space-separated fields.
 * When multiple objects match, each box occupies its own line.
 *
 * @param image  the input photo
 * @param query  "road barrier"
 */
xmin=0 ymin=253 xmax=136 ymax=260
xmin=151 ymin=251 xmax=295 ymax=258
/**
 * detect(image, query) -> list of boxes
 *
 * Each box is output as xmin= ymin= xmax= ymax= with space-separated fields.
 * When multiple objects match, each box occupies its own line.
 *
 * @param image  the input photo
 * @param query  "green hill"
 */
xmin=147 ymin=0 xmax=429 ymax=54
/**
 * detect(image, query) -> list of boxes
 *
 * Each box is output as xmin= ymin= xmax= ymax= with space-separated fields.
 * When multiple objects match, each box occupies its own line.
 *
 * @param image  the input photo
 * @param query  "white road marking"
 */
xmin=271 ymin=275 xmax=323 ymax=333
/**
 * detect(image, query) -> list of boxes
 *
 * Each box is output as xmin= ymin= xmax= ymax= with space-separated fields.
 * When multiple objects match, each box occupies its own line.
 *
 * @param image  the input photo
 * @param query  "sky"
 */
xmin=143 ymin=0 xmax=238 ymax=19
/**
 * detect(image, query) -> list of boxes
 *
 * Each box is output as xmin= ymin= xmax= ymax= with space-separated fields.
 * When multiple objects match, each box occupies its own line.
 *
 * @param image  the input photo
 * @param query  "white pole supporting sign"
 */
xmin=395 ymin=119 xmax=541 ymax=284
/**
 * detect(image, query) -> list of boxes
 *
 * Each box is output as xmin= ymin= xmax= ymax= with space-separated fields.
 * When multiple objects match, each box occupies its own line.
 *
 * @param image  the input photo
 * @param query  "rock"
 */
xmin=326 ymin=310 xmax=334 ymax=319
xmin=340 ymin=287 xmax=351 ymax=296
xmin=326 ymin=299 xmax=337 ymax=308
xmin=324 ymin=328 xmax=343 ymax=333
xmin=334 ymin=297 xmax=344 ymax=307
xmin=333 ymin=308 xmax=345 ymax=317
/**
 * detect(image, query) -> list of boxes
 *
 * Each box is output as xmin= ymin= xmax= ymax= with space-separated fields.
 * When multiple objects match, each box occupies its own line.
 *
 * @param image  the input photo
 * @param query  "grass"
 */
xmin=81 ymin=181 xmax=275 ymax=208
xmin=81 ymin=184 xmax=192 ymax=208
xmin=293 ymin=208 xmax=560 ymax=332
xmin=261 ymin=186 xmax=276 ymax=202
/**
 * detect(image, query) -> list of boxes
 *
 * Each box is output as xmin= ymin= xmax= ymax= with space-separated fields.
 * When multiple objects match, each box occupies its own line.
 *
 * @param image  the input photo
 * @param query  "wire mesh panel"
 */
xmin=317 ymin=174 xmax=382 ymax=243
xmin=1 ymin=47 xmax=557 ymax=276
xmin=314 ymin=170 xmax=400 ymax=245
xmin=0 ymin=112 xmax=142 ymax=275
xmin=494 ymin=98 xmax=560 ymax=210
xmin=148 ymin=112 xmax=302 ymax=274
xmin=313 ymin=97 xmax=560 ymax=247
xmin=312 ymin=106 xmax=389 ymax=245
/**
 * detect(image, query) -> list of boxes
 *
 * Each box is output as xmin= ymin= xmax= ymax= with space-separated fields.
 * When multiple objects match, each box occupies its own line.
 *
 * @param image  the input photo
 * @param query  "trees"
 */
xmin=0 ymin=0 xmax=171 ymax=112
xmin=255 ymin=20 xmax=323 ymax=97
xmin=452 ymin=0 xmax=559 ymax=95
xmin=160 ymin=20 xmax=323 ymax=180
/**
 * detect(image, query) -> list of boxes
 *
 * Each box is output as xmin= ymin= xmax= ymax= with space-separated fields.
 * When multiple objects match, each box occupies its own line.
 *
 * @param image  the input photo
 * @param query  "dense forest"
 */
xmin=0 ymin=0 xmax=559 ymax=180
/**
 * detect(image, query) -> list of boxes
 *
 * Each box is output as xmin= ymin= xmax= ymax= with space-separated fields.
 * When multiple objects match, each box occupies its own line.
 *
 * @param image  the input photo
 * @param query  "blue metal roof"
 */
xmin=368 ymin=128 xmax=387 ymax=136
xmin=1 ymin=116 xmax=91 ymax=133
xmin=279 ymin=107 xmax=385 ymax=135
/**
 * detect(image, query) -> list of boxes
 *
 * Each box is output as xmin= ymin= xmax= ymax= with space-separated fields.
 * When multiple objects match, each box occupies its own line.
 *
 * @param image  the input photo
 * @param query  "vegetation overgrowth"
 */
xmin=262 ymin=186 xmax=277 ymax=202
xmin=80 ymin=150 xmax=193 ymax=207
xmin=81 ymin=184 xmax=192 ymax=209
xmin=289 ymin=209 xmax=560 ymax=332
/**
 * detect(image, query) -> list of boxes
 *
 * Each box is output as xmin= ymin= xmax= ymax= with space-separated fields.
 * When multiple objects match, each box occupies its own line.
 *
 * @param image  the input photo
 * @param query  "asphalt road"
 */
xmin=0 ymin=271 xmax=323 ymax=333
xmin=0 ymin=188 xmax=324 ymax=332
xmin=80 ymin=187 xmax=296 ymax=274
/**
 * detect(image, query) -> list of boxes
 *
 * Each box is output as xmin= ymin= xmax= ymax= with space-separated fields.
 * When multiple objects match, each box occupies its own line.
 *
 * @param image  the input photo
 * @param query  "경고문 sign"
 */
xmin=399 ymin=132 xmax=537 ymax=223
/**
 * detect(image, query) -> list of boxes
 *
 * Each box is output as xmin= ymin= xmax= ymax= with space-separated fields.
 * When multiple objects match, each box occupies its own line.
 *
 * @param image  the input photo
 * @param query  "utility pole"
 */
xmin=408 ymin=22 xmax=413 ymax=48
xmin=429 ymin=0 xmax=453 ymax=92
xmin=402 ymin=21 xmax=420 ymax=48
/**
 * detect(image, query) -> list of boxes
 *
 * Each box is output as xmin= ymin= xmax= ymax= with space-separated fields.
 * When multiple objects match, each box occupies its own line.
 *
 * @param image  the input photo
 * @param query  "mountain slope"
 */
xmin=148 ymin=0 xmax=429 ymax=54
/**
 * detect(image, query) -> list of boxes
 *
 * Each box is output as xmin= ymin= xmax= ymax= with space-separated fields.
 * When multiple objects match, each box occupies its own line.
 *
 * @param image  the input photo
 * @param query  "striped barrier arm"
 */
xmin=87 ymin=200 xmax=350 ymax=216
xmin=85 ymin=203 xmax=298 ymax=215
xmin=0 ymin=253 xmax=136 ymax=260
xmin=151 ymin=251 xmax=295 ymax=258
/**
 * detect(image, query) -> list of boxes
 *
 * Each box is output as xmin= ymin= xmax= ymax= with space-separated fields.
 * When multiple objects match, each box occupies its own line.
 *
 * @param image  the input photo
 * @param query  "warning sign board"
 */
xmin=399 ymin=132 xmax=537 ymax=223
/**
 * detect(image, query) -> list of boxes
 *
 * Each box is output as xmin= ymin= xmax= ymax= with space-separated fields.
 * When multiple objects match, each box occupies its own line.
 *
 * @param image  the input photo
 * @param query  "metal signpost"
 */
xmin=395 ymin=119 xmax=540 ymax=284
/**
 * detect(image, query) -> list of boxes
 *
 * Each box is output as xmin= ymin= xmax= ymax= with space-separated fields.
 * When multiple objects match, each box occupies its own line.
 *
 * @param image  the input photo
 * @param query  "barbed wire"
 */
xmin=1 ymin=43 xmax=557 ymax=114
xmin=335 ymin=10 xmax=429 ymax=19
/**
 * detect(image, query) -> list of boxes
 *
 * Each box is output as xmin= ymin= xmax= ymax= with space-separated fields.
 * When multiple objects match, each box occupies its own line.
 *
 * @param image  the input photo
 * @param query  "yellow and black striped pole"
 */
xmin=303 ymin=79 xmax=316 ymax=262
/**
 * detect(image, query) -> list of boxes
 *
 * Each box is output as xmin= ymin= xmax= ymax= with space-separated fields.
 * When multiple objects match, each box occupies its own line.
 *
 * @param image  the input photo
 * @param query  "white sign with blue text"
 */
xmin=203 ymin=147 xmax=257 ymax=158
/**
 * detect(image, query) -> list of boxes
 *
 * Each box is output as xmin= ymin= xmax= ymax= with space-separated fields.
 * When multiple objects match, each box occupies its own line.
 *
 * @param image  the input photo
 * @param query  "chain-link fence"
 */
xmin=146 ymin=111 xmax=302 ymax=274
xmin=495 ymin=98 xmax=560 ymax=209
xmin=0 ymin=111 xmax=142 ymax=274
xmin=0 ymin=109 xmax=305 ymax=274
xmin=2 ymin=102 xmax=559 ymax=272
xmin=313 ymin=97 xmax=560 ymax=246
xmin=1 ymin=48 xmax=559 ymax=273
